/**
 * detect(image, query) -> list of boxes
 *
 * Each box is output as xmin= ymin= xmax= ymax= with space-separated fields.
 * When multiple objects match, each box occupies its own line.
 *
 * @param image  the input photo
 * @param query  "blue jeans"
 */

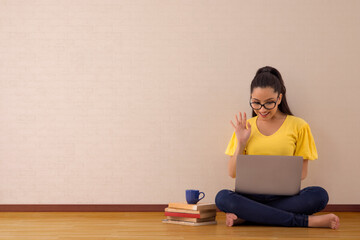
xmin=215 ymin=186 xmax=329 ymax=227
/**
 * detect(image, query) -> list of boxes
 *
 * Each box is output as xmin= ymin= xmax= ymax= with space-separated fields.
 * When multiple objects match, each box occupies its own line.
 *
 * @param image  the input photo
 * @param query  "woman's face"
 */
xmin=250 ymin=87 xmax=283 ymax=120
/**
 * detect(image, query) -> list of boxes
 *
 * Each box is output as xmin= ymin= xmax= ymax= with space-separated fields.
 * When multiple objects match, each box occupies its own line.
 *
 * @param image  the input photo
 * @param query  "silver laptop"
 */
xmin=235 ymin=155 xmax=303 ymax=196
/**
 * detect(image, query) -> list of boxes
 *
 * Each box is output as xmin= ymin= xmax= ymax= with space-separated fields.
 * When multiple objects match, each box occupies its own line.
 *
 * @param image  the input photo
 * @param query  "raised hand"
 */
xmin=230 ymin=112 xmax=251 ymax=147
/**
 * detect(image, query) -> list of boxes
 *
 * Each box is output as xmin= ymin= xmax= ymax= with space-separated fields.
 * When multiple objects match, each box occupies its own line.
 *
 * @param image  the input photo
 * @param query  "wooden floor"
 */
xmin=0 ymin=212 xmax=359 ymax=239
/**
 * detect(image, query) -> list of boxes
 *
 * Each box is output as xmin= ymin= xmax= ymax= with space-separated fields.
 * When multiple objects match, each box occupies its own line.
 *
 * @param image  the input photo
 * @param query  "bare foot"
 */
xmin=225 ymin=213 xmax=245 ymax=227
xmin=308 ymin=213 xmax=340 ymax=230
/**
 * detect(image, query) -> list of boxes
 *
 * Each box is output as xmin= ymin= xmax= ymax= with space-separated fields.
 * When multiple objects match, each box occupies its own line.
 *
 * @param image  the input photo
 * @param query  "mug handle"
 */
xmin=198 ymin=192 xmax=205 ymax=202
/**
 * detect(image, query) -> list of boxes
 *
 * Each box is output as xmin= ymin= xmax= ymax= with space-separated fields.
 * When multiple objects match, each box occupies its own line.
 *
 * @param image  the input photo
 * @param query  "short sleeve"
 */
xmin=294 ymin=124 xmax=318 ymax=160
xmin=225 ymin=132 xmax=246 ymax=156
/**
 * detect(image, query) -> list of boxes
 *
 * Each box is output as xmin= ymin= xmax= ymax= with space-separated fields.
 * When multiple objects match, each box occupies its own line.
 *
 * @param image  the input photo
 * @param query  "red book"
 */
xmin=164 ymin=210 xmax=216 ymax=219
xmin=165 ymin=211 xmax=201 ymax=218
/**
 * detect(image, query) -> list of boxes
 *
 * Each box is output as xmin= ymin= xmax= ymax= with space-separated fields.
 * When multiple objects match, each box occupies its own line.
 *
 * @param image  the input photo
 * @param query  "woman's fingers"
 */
xmin=231 ymin=112 xmax=250 ymax=128
xmin=230 ymin=120 xmax=236 ymax=129
xmin=243 ymin=112 xmax=247 ymax=127
xmin=232 ymin=112 xmax=248 ymax=129
xmin=236 ymin=113 xmax=241 ymax=125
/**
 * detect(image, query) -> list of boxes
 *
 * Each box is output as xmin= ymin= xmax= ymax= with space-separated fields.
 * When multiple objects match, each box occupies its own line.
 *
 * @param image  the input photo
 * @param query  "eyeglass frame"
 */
xmin=249 ymin=96 xmax=280 ymax=110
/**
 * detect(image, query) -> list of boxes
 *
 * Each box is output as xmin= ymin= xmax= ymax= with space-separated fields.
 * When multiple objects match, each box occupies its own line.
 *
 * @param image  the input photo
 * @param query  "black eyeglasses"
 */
xmin=249 ymin=97 xmax=279 ymax=110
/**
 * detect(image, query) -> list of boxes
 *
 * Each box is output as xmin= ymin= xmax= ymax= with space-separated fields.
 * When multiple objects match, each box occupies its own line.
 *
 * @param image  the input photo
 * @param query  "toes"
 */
xmin=335 ymin=218 xmax=340 ymax=230
xmin=229 ymin=213 xmax=238 ymax=220
xmin=334 ymin=215 xmax=340 ymax=230
xmin=331 ymin=215 xmax=340 ymax=230
xmin=226 ymin=218 xmax=233 ymax=227
xmin=225 ymin=213 xmax=236 ymax=227
xmin=225 ymin=213 xmax=245 ymax=227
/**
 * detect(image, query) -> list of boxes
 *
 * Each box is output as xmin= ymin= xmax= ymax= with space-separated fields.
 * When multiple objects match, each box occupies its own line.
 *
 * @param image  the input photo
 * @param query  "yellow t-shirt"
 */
xmin=225 ymin=115 xmax=318 ymax=160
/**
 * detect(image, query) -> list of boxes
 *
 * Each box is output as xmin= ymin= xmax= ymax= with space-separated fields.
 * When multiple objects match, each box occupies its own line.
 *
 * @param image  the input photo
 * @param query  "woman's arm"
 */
xmin=301 ymin=159 xmax=309 ymax=180
xmin=228 ymin=112 xmax=251 ymax=178
xmin=228 ymin=144 xmax=245 ymax=178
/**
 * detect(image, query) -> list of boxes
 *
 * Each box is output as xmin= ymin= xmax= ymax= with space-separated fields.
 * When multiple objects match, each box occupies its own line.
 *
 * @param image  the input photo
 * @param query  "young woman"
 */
xmin=215 ymin=66 xmax=340 ymax=230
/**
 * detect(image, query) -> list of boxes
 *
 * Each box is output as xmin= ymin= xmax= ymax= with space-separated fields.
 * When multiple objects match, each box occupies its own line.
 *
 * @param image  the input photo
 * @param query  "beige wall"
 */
xmin=0 ymin=0 xmax=359 ymax=204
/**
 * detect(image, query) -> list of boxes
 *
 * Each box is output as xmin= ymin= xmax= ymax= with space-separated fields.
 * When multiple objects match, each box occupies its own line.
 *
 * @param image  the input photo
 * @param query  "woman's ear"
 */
xmin=278 ymin=93 xmax=283 ymax=104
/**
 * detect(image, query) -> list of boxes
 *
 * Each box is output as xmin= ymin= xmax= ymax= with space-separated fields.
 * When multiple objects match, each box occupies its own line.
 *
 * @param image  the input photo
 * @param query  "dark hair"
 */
xmin=250 ymin=66 xmax=293 ymax=117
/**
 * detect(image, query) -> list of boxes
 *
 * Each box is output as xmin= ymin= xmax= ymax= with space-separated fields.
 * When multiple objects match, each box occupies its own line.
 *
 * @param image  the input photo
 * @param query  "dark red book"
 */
xmin=164 ymin=210 xmax=216 ymax=219
xmin=165 ymin=211 xmax=201 ymax=218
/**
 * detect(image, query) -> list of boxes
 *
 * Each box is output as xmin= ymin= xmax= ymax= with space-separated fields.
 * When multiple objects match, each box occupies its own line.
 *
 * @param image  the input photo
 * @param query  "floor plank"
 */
xmin=0 ymin=212 xmax=359 ymax=239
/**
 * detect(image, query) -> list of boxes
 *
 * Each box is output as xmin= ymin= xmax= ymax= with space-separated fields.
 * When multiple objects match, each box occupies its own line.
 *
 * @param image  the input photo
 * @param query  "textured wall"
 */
xmin=0 ymin=0 xmax=359 ymax=204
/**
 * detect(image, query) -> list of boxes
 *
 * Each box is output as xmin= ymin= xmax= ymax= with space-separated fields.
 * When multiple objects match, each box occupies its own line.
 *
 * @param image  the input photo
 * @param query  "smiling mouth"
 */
xmin=259 ymin=112 xmax=269 ymax=117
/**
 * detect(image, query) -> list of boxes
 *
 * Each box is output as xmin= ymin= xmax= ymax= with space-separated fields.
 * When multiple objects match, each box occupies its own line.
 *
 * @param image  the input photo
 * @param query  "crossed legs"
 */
xmin=215 ymin=187 xmax=339 ymax=229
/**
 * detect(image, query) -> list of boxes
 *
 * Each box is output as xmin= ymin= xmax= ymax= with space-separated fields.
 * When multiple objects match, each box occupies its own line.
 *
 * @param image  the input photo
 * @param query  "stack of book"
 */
xmin=162 ymin=202 xmax=217 ymax=226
